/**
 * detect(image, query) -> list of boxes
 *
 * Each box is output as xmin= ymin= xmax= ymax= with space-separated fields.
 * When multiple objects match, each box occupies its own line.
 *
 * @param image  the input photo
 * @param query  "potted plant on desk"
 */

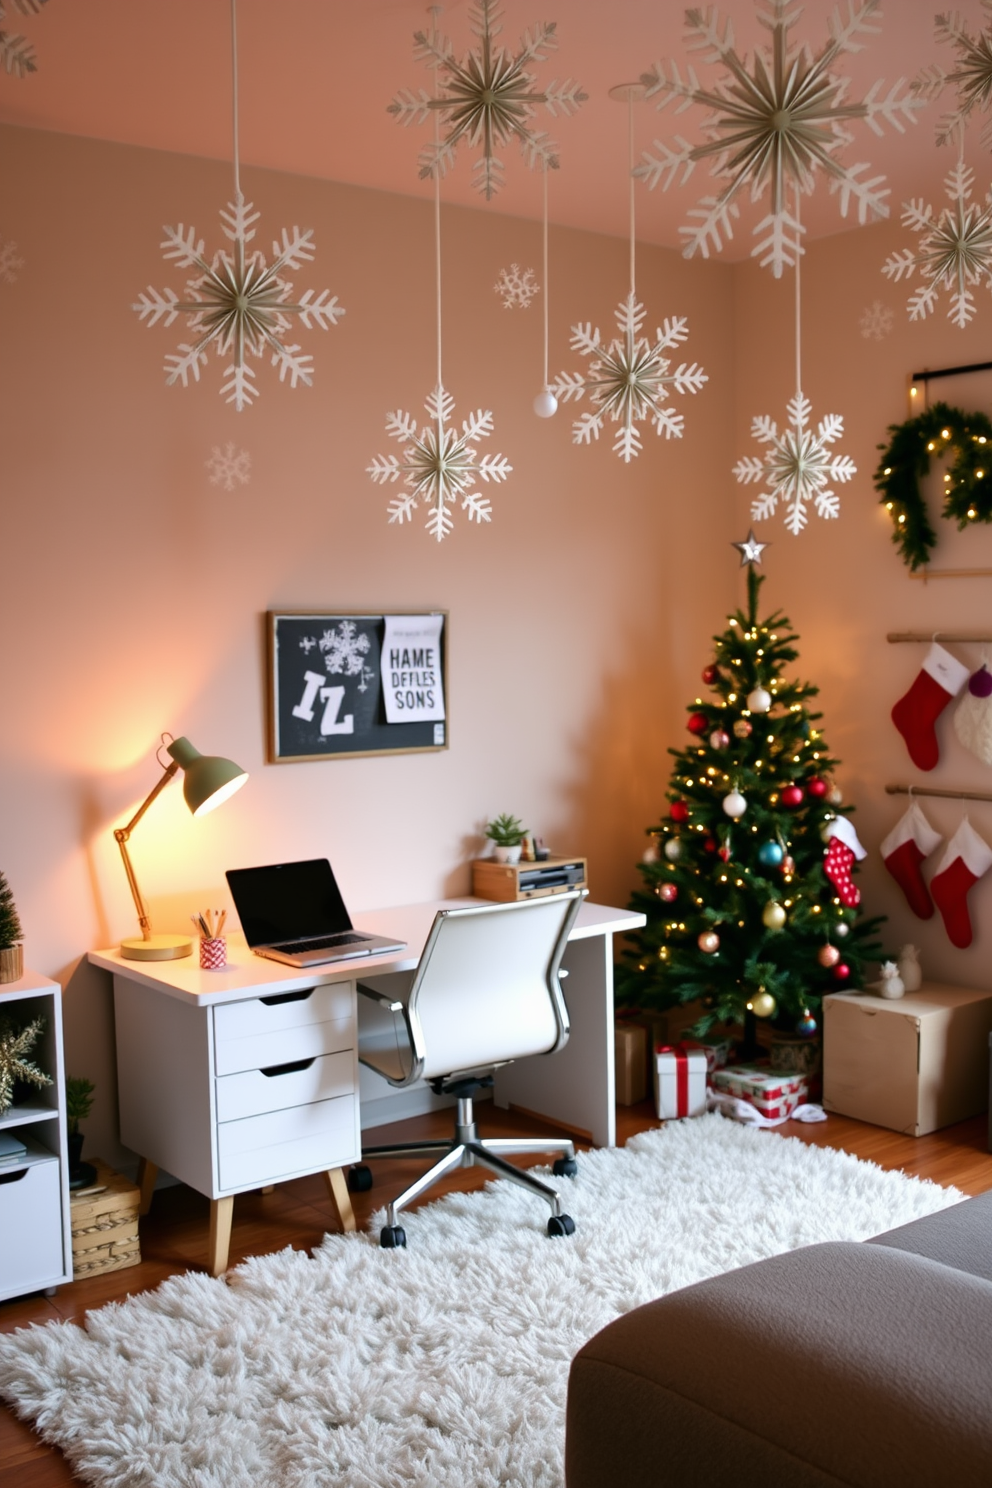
xmin=485 ymin=813 xmax=529 ymax=865
xmin=66 ymin=1075 xmax=97 ymax=1190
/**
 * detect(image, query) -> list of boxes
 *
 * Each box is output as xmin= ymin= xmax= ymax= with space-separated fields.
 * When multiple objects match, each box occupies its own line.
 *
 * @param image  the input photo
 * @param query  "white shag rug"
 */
xmin=0 ymin=1115 xmax=964 ymax=1488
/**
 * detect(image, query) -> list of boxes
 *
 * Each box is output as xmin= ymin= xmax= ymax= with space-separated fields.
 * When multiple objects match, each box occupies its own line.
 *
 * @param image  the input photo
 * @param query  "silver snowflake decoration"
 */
xmin=389 ymin=0 xmax=587 ymax=199
xmin=133 ymin=199 xmax=344 ymax=410
xmin=367 ymin=385 xmax=512 ymax=542
xmin=552 ymin=293 xmax=707 ymax=463
xmin=882 ymin=162 xmax=992 ymax=328
xmin=913 ymin=5 xmax=992 ymax=149
xmin=635 ymin=0 xmax=924 ymax=277
xmin=0 ymin=234 xmax=23 ymax=284
xmin=859 ymin=298 xmax=893 ymax=339
xmin=494 ymin=262 xmax=540 ymax=309
xmin=0 ymin=0 xmax=49 ymax=78
xmin=735 ymin=391 xmax=856 ymax=535
xmin=319 ymin=620 xmax=372 ymax=679
xmin=206 ymin=442 xmax=251 ymax=491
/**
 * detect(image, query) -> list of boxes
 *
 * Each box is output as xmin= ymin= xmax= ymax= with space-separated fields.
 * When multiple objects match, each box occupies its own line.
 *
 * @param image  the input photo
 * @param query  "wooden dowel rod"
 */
xmin=907 ymin=569 xmax=992 ymax=581
xmin=886 ymin=784 xmax=992 ymax=803
xmin=887 ymin=632 xmax=992 ymax=643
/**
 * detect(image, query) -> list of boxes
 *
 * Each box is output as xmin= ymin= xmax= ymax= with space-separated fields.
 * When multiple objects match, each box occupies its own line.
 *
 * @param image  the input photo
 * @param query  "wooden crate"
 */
xmin=69 ymin=1159 xmax=141 ymax=1278
xmin=471 ymin=856 xmax=587 ymax=902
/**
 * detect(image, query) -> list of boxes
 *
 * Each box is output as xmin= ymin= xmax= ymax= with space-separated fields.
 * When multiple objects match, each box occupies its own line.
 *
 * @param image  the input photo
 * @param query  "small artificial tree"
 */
xmin=617 ymin=564 xmax=883 ymax=1044
xmin=485 ymin=813 xmax=528 ymax=847
xmin=65 ymin=1076 xmax=96 ymax=1136
xmin=0 ymin=870 xmax=23 ymax=950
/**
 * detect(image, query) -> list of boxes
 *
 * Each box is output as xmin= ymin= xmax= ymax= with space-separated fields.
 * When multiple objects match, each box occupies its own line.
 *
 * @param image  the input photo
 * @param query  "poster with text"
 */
xmin=382 ymin=614 xmax=446 ymax=724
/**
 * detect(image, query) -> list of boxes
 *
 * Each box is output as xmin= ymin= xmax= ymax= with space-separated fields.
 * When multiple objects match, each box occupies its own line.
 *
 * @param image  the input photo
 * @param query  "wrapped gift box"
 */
xmin=711 ymin=1065 xmax=808 ymax=1121
xmin=679 ymin=1034 xmax=734 ymax=1074
xmin=654 ymin=1044 xmax=708 ymax=1120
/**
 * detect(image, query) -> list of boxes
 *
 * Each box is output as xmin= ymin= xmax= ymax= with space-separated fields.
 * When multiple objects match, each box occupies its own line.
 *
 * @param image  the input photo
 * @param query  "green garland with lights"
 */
xmin=874 ymin=401 xmax=992 ymax=571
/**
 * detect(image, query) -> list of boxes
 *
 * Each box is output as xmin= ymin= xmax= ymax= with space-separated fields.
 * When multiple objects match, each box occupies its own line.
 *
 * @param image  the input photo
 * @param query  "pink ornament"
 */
xmin=709 ymin=729 xmax=730 ymax=751
xmin=697 ymin=930 xmax=720 ymax=954
xmin=733 ymin=718 xmax=752 ymax=739
xmin=833 ymin=962 xmax=851 ymax=982
xmin=817 ymin=944 xmax=840 ymax=968
xmin=659 ymin=883 xmax=678 ymax=903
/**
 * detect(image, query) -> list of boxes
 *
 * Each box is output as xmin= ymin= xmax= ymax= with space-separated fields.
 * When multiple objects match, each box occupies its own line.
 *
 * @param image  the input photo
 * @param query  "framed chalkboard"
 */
xmin=266 ymin=610 xmax=448 ymax=763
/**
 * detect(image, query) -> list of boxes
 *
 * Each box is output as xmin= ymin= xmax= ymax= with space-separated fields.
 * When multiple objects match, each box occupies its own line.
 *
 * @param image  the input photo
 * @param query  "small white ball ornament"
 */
xmin=747 ymin=686 xmax=772 ymax=714
xmin=722 ymin=789 xmax=747 ymax=819
xmin=533 ymin=388 xmax=558 ymax=418
xmin=835 ymin=921 xmax=850 ymax=938
xmin=664 ymin=837 xmax=682 ymax=862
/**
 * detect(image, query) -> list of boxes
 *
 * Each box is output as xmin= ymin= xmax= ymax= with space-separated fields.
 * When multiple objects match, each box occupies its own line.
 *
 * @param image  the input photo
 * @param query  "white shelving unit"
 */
xmin=0 ymin=969 xmax=72 ymax=1300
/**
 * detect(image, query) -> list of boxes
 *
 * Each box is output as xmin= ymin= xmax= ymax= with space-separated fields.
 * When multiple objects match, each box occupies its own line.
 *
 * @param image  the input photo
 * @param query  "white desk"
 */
xmin=89 ymin=896 xmax=643 ymax=1272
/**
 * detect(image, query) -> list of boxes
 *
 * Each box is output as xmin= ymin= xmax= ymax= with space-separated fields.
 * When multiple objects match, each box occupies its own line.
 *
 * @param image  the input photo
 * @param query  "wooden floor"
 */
xmin=4 ymin=1100 xmax=992 ymax=1485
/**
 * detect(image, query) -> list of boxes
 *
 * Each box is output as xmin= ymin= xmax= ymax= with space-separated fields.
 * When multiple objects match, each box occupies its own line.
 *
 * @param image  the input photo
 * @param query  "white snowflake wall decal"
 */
xmin=913 ymin=4 xmax=992 ymax=149
xmin=882 ymin=162 xmax=992 ymax=328
xmin=734 ymin=391 xmax=856 ymax=535
xmin=552 ymin=292 xmax=707 ymax=463
xmin=367 ymin=385 xmax=512 ymax=542
xmin=859 ymin=298 xmax=894 ymax=339
xmin=206 ymin=442 xmax=251 ymax=491
xmin=133 ymin=199 xmax=344 ymax=410
xmin=635 ymin=0 xmax=924 ymax=277
xmin=0 ymin=235 xmax=24 ymax=285
xmin=389 ymin=0 xmax=587 ymax=199
xmin=494 ymin=263 xmax=539 ymax=309
xmin=0 ymin=0 xmax=49 ymax=77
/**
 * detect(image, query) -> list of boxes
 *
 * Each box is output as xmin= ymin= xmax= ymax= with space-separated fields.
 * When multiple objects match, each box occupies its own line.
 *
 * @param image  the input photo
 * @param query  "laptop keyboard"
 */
xmin=282 ymin=932 xmax=368 ymax=952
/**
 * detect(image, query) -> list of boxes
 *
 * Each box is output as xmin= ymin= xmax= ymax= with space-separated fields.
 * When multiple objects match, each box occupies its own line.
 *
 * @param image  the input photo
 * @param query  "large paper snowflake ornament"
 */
xmin=913 ymin=5 xmax=992 ymax=149
xmin=389 ymin=0 xmax=587 ymax=199
xmin=882 ymin=163 xmax=992 ymax=328
xmin=0 ymin=0 xmax=49 ymax=78
xmin=133 ymin=199 xmax=344 ymax=410
xmin=552 ymin=293 xmax=707 ymax=462
xmin=635 ymin=0 xmax=923 ymax=277
xmin=367 ymin=385 xmax=512 ymax=542
xmin=734 ymin=392 xmax=856 ymax=535
xmin=494 ymin=263 xmax=539 ymax=309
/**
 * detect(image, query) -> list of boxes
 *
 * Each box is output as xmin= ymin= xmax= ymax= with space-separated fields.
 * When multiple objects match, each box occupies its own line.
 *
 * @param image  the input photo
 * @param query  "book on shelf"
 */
xmin=0 ymin=1131 xmax=28 ymax=1164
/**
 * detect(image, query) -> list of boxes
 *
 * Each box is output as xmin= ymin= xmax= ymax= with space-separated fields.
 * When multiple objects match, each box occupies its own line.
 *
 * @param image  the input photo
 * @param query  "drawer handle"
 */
xmin=259 ymin=988 xmax=314 ymax=1007
xmin=0 ymin=1167 xmax=29 ymax=1185
xmin=260 ymin=1057 xmax=316 ymax=1078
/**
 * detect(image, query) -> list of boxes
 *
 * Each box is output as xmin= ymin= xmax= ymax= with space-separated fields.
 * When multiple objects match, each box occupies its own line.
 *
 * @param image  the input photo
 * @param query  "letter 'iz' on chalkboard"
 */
xmin=293 ymin=670 xmax=325 ymax=722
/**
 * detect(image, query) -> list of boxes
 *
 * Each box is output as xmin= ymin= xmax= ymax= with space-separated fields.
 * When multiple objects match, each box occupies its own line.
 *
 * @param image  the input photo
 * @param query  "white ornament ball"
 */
xmin=533 ymin=389 xmax=558 ymax=418
xmin=722 ymin=789 xmax=747 ymax=819
xmin=664 ymin=837 xmax=682 ymax=862
xmin=762 ymin=901 xmax=787 ymax=931
xmin=834 ymin=921 xmax=850 ymax=938
xmin=747 ymin=686 xmax=772 ymax=714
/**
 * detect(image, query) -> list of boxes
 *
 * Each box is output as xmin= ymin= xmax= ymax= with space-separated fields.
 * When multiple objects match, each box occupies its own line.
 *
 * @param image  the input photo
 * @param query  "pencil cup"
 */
xmin=200 ymin=936 xmax=226 ymax=970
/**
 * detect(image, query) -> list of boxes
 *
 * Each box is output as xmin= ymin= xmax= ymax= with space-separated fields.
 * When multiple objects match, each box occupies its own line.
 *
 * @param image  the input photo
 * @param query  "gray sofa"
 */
xmin=566 ymin=1189 xmax=992 ymax=1487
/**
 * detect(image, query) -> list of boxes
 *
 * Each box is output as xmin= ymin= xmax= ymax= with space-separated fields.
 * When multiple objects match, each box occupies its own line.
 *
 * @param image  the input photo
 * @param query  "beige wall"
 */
xmin=1 ymin=124 xmax=736 ymax=1162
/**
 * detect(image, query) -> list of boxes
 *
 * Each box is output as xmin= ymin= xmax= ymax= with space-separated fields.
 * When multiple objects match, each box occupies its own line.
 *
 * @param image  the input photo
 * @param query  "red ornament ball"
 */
xmin=781 ymin=784 xmax=805 ymax=808
xmin=833 ymin=963 xmax=851 ymax=982
xmin=807 ymin=777 xmax=828 ymax=798
xmin=697 ymin=930 xmax=720 ymax=954
xmin=733 ymin=718 xmax=753 ymax=739
xmin=709 ymin=729 xmax=731 ymax=751
xmin=817 ymin=944 xmax=841 ymax=968
xmin=659 ymin=883 xmax=678 ymax=903
xmin=704 ymin=836 xmax=718 ymax=854
xmin=781 ymin=854 xmax=796 ymax=875
xmin=702 ymin=664 xmax=721 ymax=685
xmin=687 ymin=712 xmax=708 ymax=735
xmin=669 ymin=800 xmax=690 ymax=823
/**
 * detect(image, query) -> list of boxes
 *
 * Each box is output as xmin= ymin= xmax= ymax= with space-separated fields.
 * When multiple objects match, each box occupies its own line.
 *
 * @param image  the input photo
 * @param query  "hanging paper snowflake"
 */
xmin=0 ymin=0 xmax=49 ymax=78
xmin=494 ymin=263 xmax=539 ymax=309
xmin=913 ymin=5 xmax=992 ymax=149
xmin=635 ymin=0 xmax=924 ymax=277
xmin=367 ymin=385 xmax=512 ymax=542
xmin=882 ymin=163 xmax=992 ymax=329
xmin=0 ymin=234 xmax=23 ymax=285
xmin=389 ymin=0 xmax=587 ymax=199
xmin=206 ymin=442 xmax=251 ymax=491
xmin=133 ymin=199 xmax=344 ymax=410
xmin=552 ymin=293 xmax=707 ymax=463
xmin=734 ymin=392 xmax=856 ymax=535
xmin=859 ymin=298 xmax=894 ymax=340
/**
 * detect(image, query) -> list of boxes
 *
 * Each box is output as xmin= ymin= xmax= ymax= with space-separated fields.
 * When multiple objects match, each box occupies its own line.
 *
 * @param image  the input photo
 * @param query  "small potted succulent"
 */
xmin=65 ymin=1075 xmax=98 ymax=1190
xmin=0 ymin=870 xmax=24 ymax=984
xmin=485 ymin=813 xmax=529 ymax=865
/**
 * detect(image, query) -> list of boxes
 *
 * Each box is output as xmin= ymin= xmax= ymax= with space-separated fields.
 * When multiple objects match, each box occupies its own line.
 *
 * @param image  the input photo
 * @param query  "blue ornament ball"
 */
xmin=796 ymin=1011 xmax=818 ymax=1038
xmin=758 ymin=841 xmax=785 ymax=867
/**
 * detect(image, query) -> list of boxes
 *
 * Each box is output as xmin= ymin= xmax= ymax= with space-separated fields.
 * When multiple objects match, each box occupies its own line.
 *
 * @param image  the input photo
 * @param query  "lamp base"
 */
xmin=120 ymin=934 xmax=193 ymax=962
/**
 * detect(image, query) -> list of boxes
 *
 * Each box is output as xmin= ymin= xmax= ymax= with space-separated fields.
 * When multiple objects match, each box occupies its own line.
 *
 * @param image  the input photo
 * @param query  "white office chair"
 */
xmin=350 ymin=889 xmax=586 ymax=1247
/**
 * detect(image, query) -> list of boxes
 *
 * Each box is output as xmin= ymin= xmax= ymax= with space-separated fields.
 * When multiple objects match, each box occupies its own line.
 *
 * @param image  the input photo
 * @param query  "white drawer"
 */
xmin=217 ymin=1095 xmax=359 ymax=1191
xmin=214 ymin=1016 xmax=353 ymax=1077
xmin=215 ymin=1050 xmax=354 ymax=1123
xmin=213 ymin=983 xmax=353 ymax=1043
xmin=0 ymin=1156 xmax=64 ymax=1295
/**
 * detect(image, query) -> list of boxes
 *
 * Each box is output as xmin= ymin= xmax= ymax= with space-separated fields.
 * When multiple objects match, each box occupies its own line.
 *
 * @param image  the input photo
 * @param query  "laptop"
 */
xmin=225 ymin=858 xmax=406 ymax=968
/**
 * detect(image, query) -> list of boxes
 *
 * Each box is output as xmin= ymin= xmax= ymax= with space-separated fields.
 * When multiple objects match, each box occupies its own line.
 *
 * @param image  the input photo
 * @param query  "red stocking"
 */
xmin=823 ymin=816 xmax=867 ymax=908
xmin=891 ymin=643 xmax=969 ymax=772
xmin=930 ymin=818 xmax=992 ymax=949
xmin=880 ymin=801 xmax=942 ymax=919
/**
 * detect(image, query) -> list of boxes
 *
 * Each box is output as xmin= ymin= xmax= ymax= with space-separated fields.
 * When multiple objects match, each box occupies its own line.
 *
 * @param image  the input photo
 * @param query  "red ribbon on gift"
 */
xmin=657 ymin=1043 xmax=690 ymax=1117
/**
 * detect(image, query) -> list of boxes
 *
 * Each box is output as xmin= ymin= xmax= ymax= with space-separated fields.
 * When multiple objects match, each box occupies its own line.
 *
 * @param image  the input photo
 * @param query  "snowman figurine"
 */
xmin=897 ymin=944 xmax=922 ymax=993
xmin=877 ymin=961 xmax=906 ymax=1000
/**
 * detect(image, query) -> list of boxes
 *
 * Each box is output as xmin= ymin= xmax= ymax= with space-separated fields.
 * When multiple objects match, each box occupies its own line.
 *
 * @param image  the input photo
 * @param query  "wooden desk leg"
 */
xmin=208 ymin=1195 xmax=235 ymax=1277
xmin=136 ymin=1157 xmax=158 ymax=1217
xmin=325 ymin=1168 xmax=356 ymax=1233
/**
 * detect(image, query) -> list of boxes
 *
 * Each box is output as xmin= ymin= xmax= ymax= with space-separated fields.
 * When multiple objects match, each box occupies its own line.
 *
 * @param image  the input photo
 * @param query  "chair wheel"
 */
xmin=380 ymin=1224 xmax=407 ymax=1249
xmin=547 ymin=1213 xmax=576 ymax=1238
xmin=552 ymin=1156 xmax=578 ymax=1179
xmin=347 ymin=1164 xmax=373 ymax=1193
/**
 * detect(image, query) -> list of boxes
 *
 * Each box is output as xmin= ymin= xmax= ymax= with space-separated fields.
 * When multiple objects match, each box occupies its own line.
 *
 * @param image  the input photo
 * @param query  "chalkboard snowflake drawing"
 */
xmin=205 ymin=442 xmax=251 ymax=491
xmin=389 ymin=0 xmax=587 ymax=199
xmin=0 ymin=0 xmax=50 ymax=78
xmin=913 ymin=4 xmax=992 ymax=149
xmin=552 ymin=293 xmax=707 ymax=462
xmin=320 ymin=620 xmax=373 ymax=679
xmin=133 ymin=199 xmax=344 ymax=410
xmin=635 ymin=0 xmax=923 ymax=277
xmin=859 ymin=298 xmax=894 ymax=339
xmin=734 ymin=391 xmax=855 ymax=535
xmin=299 ymin=636 xmax=316 ymax=654
xmin=0 ymin=1014 xmax=51 ymax=1116
xmin=494 ymin=263 xmax=539 ymax=309
xmin=368 ymin=384 xmax=512 ymax=542
xmin=0 ymin=234 xmax=23 ymax=284
xmin=882 ymin=163 xmax=992 ymax=328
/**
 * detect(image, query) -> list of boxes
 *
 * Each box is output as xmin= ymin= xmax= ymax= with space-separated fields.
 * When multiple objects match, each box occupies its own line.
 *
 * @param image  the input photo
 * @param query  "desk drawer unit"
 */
xmin=213 ymin=984 xmax=353 ymax=1076
xmin=0 ymin=1156 xmax=65 ymax=1295
xmin=217 ymin=1094 xmax=358 ymax=1190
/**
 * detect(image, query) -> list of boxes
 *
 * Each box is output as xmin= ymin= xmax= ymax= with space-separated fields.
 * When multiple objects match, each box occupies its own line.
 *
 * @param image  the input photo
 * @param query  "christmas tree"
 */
xmin=0 ymin=870 xmax=22 ymax=950
xmin=618 ymin=555 xmax=883 ymax=1041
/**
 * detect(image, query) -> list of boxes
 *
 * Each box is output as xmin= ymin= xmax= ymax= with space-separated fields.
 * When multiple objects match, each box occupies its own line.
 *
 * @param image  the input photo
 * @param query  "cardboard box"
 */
xmin=654 ymin=1045 xmax=708 ymax=1120
xmin=614 ymin=1022 xmax=647 ymax=1105
xmin=823 ymin=983 xmax=992 ymax=1137
xmin=711 ymin=1065 xmax=808 ymax=1121
xmin=69 ymin=1159 xmax=141 ymax=1278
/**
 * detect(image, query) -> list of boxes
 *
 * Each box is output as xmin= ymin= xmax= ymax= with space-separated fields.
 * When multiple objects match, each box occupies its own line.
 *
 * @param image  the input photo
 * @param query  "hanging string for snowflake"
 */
xmin=913 ymin=4 xmax=992 ymax=150
xmin=389 ymin=0 xmax=587 ymax=199
xmin=882 ymin=162 xmax=992 ymax=328
xmin=635 ymin=0 xmax=924 ymax=278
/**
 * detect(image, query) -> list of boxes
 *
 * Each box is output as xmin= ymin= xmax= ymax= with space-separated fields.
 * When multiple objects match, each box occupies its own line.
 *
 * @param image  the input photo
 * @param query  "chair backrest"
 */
xmin=405 ymin=890 xmax=584 ymax=1083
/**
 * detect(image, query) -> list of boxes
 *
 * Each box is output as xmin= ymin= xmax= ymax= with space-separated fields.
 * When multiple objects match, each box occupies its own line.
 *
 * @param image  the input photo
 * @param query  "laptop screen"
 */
xmin=226 ymin=859 xmax=353 ymax=947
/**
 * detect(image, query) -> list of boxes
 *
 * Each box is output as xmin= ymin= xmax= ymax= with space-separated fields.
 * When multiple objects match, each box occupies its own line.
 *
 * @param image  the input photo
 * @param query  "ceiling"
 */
xmin=0 ymin=0 xmax=978 ymax=254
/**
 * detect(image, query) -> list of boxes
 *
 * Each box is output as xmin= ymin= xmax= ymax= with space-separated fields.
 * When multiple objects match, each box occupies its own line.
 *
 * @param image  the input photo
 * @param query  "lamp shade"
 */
xmin=166 ymin=736 xmax=248 ymax=817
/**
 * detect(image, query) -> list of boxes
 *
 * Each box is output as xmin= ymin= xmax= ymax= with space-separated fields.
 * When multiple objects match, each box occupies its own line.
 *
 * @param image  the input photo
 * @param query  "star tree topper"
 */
xmin=367 ymin=384 xmax=512 ymax=542
xmin=552 ymin=293 xmax=707 ymax=462
xmin=732 ymin=528 xmax=769 ymax=565
xmin=882 ymin=162 xmax=992 ymax=328
xmin=734 ymin=391 xmax=856 ymax=535
xmin=913 ymin=4 xmax=992 ymax=149
xmin=389 ymin=0 xmax=587 ymax=199
xmin=133 ymin=199 xmax=344 ymax=410
xmin=635 ymin=0 xmax=924 ymax=277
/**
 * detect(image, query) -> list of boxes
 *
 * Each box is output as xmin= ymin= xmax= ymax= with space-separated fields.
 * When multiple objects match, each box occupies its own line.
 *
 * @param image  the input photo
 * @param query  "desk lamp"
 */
xmin=114 ymin=734 xmax=248 ymax=961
